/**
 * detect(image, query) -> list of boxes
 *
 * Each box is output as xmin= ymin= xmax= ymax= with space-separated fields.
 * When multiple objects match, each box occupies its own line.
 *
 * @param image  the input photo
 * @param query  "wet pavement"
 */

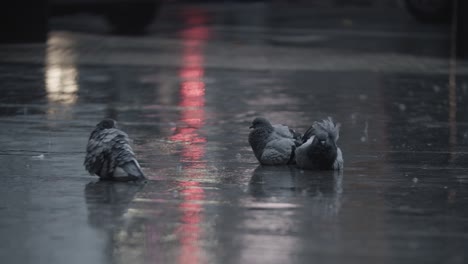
xmin=1 ymin=1 xmax=468 ymax=264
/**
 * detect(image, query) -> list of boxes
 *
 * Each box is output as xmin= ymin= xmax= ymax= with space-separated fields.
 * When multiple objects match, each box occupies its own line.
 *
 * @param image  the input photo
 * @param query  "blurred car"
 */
xmin=50 ymin=0 xmax=162 ymax=34
xmin=403 ymin=0 xmax=452 ymax=23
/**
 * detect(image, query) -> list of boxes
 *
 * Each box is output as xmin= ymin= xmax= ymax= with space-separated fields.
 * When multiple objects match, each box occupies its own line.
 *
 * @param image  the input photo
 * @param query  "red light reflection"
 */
xmin=180 ymin=68 xmax=204 ymax=79
xmin=168 ymin=8 xmax=211 ymax=264
xmin=183 ymin=53 xmax=204 ymax=66
xmin=182 ymin=81 xmax=206 ymax=97
xmin=180 ymin=8 xmax=209 ymax=26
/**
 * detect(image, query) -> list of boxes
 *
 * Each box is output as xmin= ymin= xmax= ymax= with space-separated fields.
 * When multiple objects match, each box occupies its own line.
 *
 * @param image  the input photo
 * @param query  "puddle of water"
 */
xmin=1 ymin=2 xmax=468 ymax=264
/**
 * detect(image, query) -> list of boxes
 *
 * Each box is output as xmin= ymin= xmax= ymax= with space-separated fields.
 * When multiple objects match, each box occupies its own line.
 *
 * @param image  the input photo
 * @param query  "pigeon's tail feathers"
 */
xmin=312 ymin=117 xmax=341 ymax=142
xmin=121 ymin=160 xmax=146 ymax=180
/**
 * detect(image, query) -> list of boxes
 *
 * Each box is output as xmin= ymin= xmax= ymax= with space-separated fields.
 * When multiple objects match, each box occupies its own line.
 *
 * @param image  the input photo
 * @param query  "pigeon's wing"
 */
xmin=260 ymin=138 xmax=295 ymax=165
xmin=109 ymin=133 xmax=146 ymax=180
xmin=295 ymin=136 xmax=315 ymax=169
xmin=84 ymin=128 xmax=129 ymax=177
xmin=274 ymin=124 xmax=302 ymax=146
xmin=112 ymin=158 xmax=145 ymax=181
xmin=121 ymin=160 xmax=145 ymax=179
xmin=273 ymin=124 xmax=295 ymax=139
xmin=333 ymin=147 xmax=344 ymax=170
xmin=301 ymin=125 xmax=315 ymax=143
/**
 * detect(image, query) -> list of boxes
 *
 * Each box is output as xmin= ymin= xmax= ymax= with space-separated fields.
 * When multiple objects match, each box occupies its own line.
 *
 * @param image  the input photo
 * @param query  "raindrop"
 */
xmin=342 ymin=19 xmax=353 ymax=27
xmin=412 ymin=177 xmax=418 ymax=184
xmin=408 ymin=241 xmax=420 ymax=249
xmin=361 ymin=120 xmax=368 ymax=142
xmin=398 ymin=103 xmax=406 ymax=111
xmin=32 ymin=154 xmax=45 ymax=160
xmin=350 ymin=113 xmax=358 ymax=125
xmin=433 ymin=85 xmax=441 ymax=93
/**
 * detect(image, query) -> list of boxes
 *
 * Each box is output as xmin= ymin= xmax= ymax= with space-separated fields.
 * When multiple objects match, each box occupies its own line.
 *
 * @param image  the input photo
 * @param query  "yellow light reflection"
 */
xmin=45 ymin=66 xmax=78 ymax=105
xmin=45 ymin=34 xmax=79 ymax=106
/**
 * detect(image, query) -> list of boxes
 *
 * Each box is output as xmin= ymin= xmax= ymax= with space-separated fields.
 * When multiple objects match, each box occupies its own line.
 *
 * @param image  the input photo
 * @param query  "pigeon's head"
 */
xmin=308 ymin=131 xmax=338 ymax=169
xmin=96 ymin=119 xmax=117 ymax=130
xmin=312 ymin=131 xmax=336 ymax=151
xmin=249 ymin=117 xmax=272 ymax=129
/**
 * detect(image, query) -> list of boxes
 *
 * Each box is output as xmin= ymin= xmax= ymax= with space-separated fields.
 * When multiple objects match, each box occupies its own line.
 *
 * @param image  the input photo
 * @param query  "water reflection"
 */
xmin=85 ymin=181 xmax=144 ymax=229
xmin=249 ymin=165 xmax=343 ymax=217
xmin=215 ymin=166 xmax=344 ymax=263
xmin=45 ymin=36 xmax=79 ymax=106
xmin=84 ymin=181 xmax=147 ymax=264
xmin=381 ymin=168 xmax=468 ymax=263
xmin=169 ymin=8 xmax=211 ymax=264
xmin=45 ymin=66 xmax=78 ymax=105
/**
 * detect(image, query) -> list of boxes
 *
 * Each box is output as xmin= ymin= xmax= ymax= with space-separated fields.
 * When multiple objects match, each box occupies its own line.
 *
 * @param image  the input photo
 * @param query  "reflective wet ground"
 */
xmin=1 ymin=1 xmax=468 ymax=264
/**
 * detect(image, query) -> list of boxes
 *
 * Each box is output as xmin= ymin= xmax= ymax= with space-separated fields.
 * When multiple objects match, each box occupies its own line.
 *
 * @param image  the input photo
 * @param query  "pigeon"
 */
xmin=248 ymin=117 xmax=302 ymax=165
xmin=295 ymin=117 xmax=343 ymax=170
xmin=84 ymin=119 xmax=146 ymax=181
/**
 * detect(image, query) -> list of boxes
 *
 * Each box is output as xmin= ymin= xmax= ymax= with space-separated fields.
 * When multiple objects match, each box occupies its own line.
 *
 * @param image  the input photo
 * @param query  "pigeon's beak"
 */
xmin=320 ymin=140 xmax=326 ymax=145
xmin=249 ymin=125 xmax=254 ymax=129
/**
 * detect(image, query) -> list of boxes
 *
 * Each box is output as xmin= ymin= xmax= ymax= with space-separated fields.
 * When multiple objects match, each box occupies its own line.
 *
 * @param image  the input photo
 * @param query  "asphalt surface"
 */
xmin=1 ymin=1 xmax=468 ymax=264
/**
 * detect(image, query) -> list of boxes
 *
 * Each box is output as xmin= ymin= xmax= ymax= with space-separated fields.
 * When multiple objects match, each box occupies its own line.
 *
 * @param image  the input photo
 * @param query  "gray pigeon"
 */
xmin=84 ymin=119 xmax=146 ymax=181
xmin=295 ymin=117 xmax=343 ymax=170
xmin=248 ymin=117 xmax=302 ymax=165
